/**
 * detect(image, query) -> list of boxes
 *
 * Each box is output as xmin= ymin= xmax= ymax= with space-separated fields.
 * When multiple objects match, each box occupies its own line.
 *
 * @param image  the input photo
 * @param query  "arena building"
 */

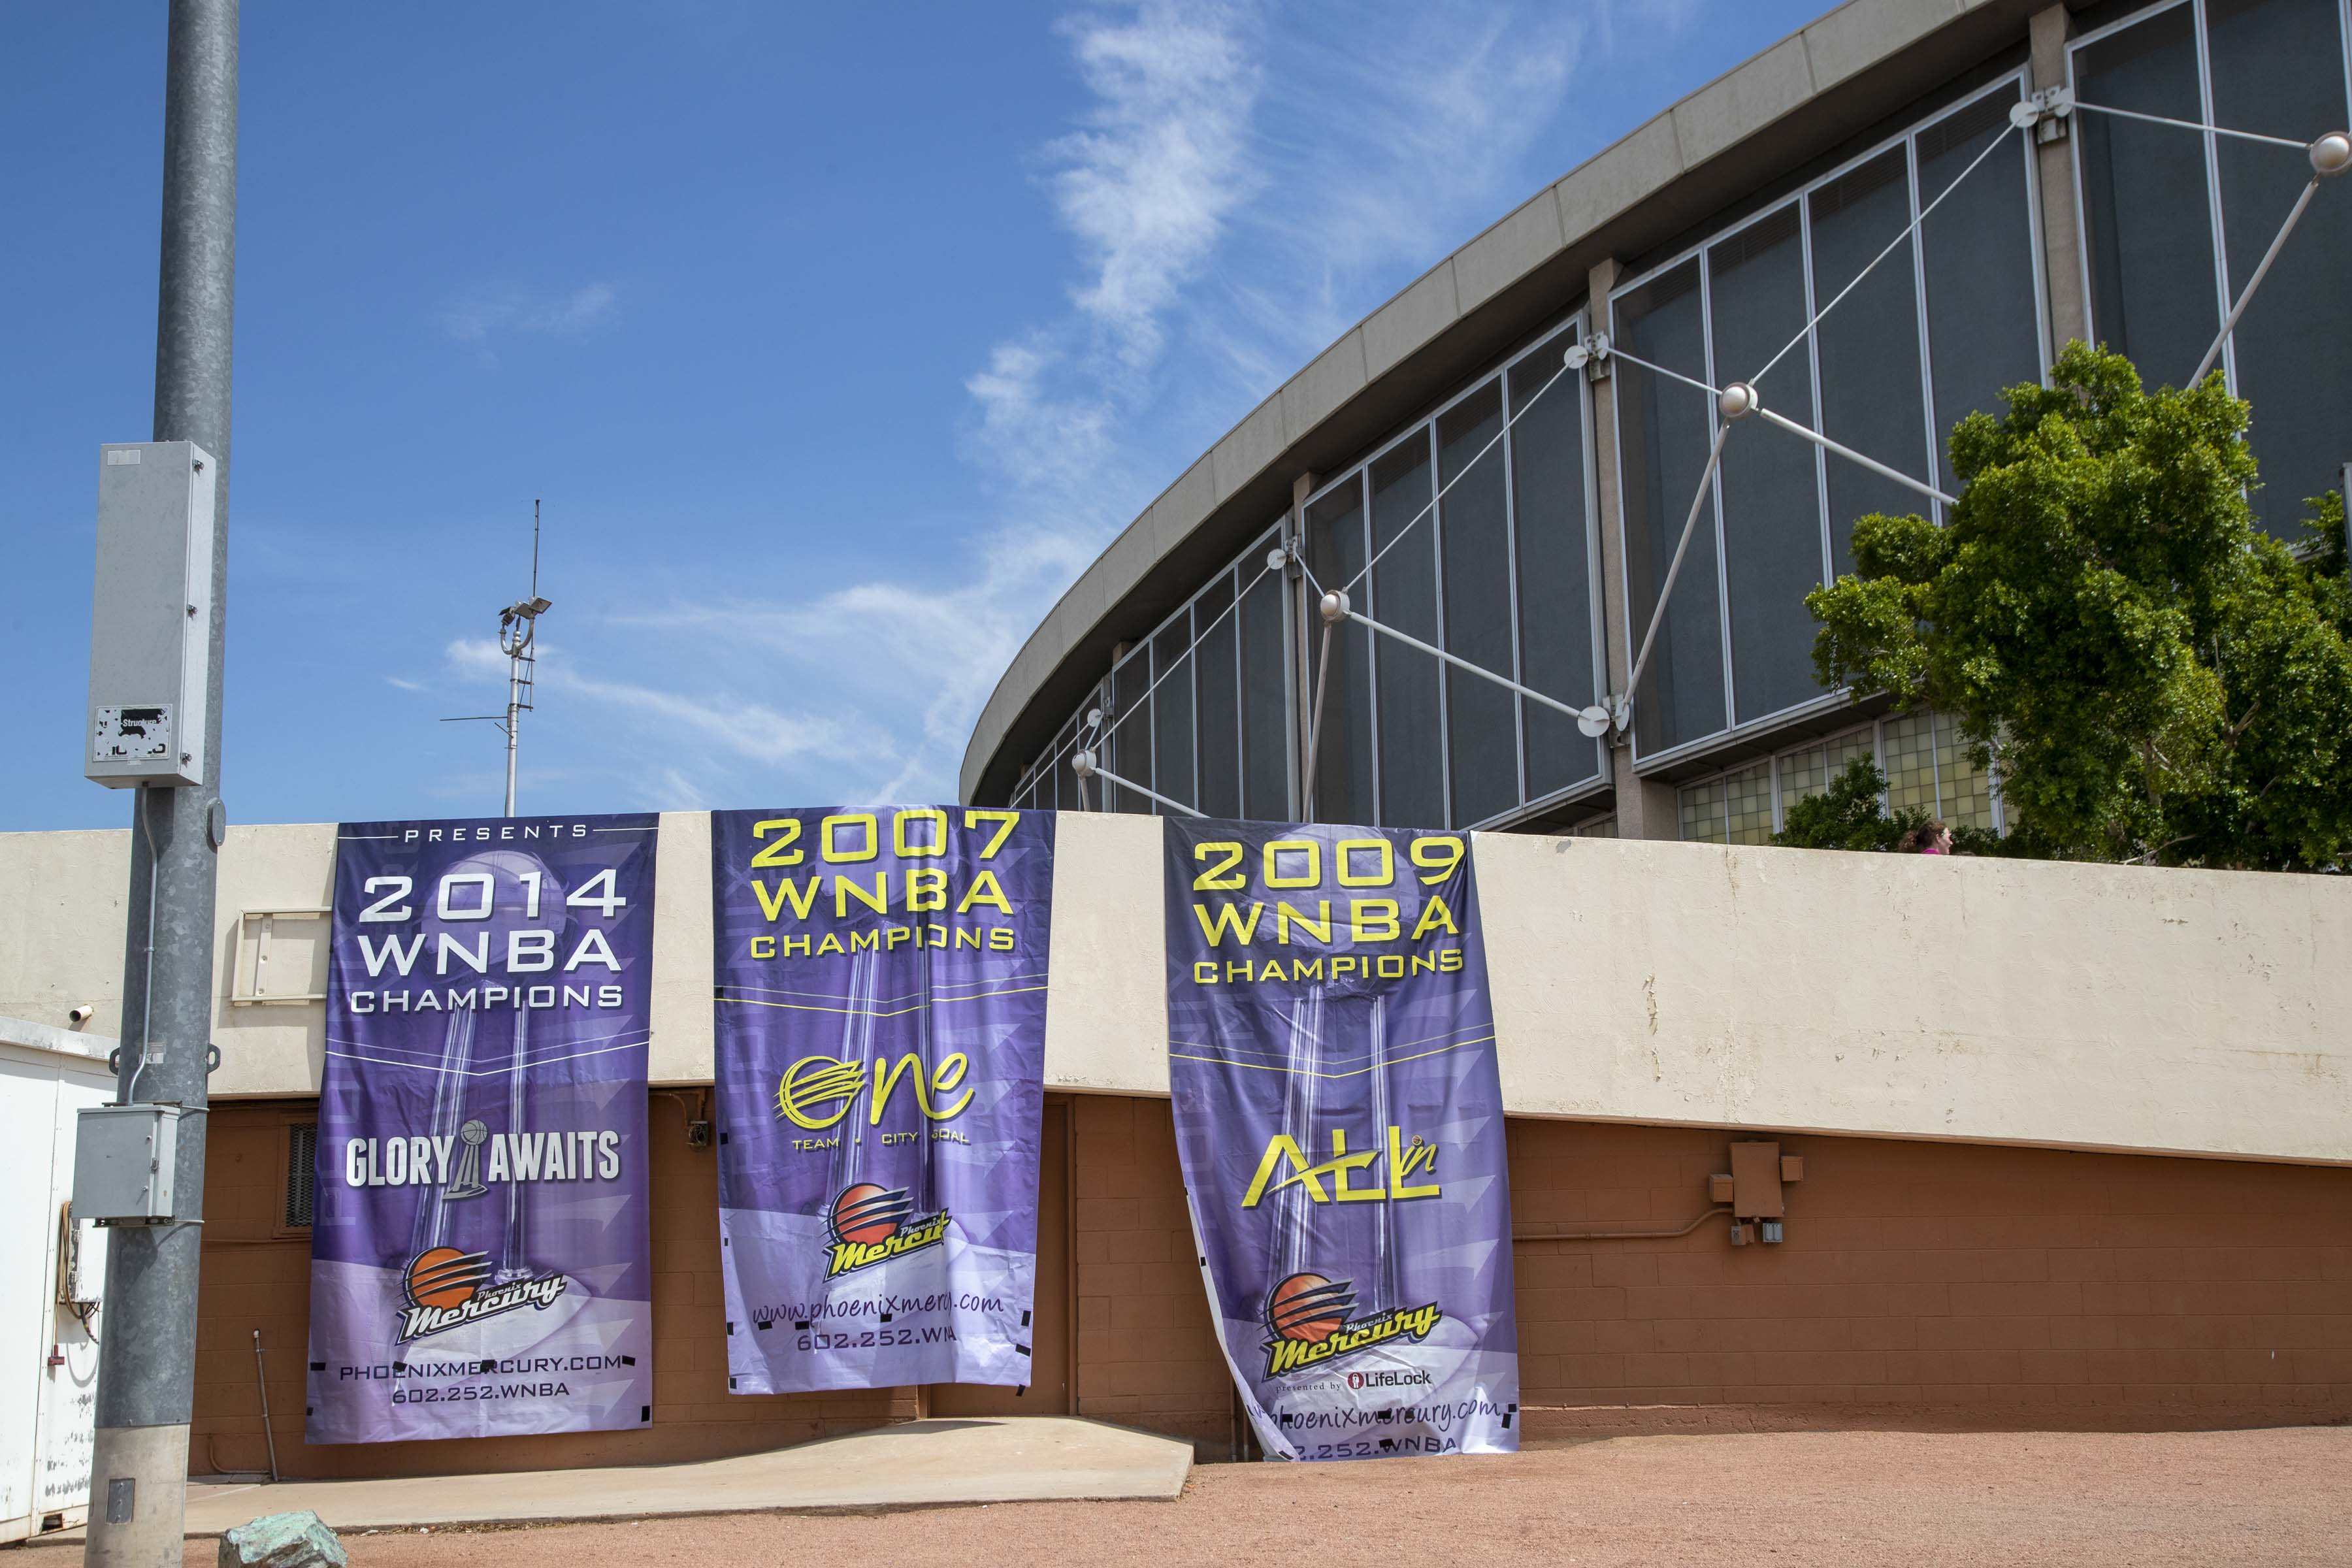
xmin=960 ymin=0 xmax=2352 ymax=847
xmin=6 ymin=0 xmax=2352 ymax=1506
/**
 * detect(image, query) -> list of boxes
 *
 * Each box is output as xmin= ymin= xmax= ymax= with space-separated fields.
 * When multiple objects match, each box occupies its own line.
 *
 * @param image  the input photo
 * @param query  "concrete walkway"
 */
xmin=139 ymin=1419 xmax=1190 ymax=1538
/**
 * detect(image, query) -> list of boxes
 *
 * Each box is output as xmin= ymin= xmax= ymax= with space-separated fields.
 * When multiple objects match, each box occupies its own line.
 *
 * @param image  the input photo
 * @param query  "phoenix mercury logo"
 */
xmin=825 ymin=1183 xmax=951 ymax=1279
xmin=399 ymin=1247 xmax=566 ymax=1343
xmin=1262 ymin=1271 xmax=1442 ymax=1378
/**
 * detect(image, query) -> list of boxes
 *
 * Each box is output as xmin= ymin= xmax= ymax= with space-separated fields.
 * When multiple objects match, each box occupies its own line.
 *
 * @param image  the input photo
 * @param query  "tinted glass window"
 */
xmin=1508 ymin=349 xmax=1601 ymax=798
xmin=2077 ymin=5 xmax=2221 ymax=388
xmin=1438 ymin=384 xmax=1520 ymax=827
xmin=1614 ymin=259 xmax=1727 ymax=755
xmin=1371 ymin=435 xmax=1445 ymax=828
xmin=1109 ymin=653 xmax=1151 ymax=814
xmin=1240 ymin=560 xmax=1292 ymax=821
xmin=1812 ymin=148 xmax=1934 ymax=571
xmin=1306 ymin=477 xmax=1374 ymax=822
xmin=1710 ymin=204 xmax=1829 ymax=724
xmin=1918 ymin=87 xmax=2043 ymax=491
xmin=1152 ymin=619 xmax=1196 ymax=811
xmin=2207 ymin=0 xmax=2352 ymax=533
xmin=1194 ymin=572 xmax=1242 ymax=819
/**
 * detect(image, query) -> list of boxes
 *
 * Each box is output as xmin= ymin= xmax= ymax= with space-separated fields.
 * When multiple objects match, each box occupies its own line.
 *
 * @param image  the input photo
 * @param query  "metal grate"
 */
xmin=284 ymin=1123 xmax=316 ymax=1230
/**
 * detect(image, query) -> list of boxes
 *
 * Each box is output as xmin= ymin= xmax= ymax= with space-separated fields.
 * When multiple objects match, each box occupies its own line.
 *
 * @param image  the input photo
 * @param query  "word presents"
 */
xmin=1242 ymin=1126 xmax=1443 ymax=1207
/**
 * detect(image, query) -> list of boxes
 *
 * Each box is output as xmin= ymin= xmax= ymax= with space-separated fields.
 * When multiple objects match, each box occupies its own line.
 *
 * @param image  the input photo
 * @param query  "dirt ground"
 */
xmin=171 ymin=1425 xmax=2352 ymax=1568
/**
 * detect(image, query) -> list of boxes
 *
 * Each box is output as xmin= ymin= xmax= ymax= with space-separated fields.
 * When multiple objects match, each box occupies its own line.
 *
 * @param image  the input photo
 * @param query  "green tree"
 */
xmin=1772 ymin=757 xmax=1923 ymax=851
xmin=1806 ymin=343 xmax=2352 ymax=870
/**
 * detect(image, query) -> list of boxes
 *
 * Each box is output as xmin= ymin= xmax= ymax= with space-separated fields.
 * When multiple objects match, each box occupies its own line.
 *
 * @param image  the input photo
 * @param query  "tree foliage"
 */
xmin=1806 ymin=343 xmax=2352 ymax=870
xmin=1771 ymin=756 xmax=2001 ymax=855
xmin=1771 ymin=757 xmax=1923 ymax=852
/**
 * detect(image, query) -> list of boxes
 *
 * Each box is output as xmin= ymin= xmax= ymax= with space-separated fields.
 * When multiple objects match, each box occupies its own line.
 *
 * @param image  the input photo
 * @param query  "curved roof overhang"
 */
xmin=962 ymin=0 xmax=2055 ymax=806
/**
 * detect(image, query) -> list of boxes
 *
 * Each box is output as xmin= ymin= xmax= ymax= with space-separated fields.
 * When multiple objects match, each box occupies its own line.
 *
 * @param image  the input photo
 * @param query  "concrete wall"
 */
xmin=11 ymin=811 xmax=2342 ymax=1167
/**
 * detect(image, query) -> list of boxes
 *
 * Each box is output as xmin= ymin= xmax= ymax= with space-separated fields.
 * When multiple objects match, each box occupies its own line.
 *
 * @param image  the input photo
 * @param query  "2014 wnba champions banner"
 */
xmin=308 ymin=815 xmax=659 ymax=1443
xmin=1164 ymin=819 xmax=1520 ymax=1461
xmin=711 ymin=807 xmax=1053 ymax=1393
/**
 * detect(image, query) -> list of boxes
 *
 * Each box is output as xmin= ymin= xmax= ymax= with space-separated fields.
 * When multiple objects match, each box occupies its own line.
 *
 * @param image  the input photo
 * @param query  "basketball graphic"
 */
xmin=1266 ymin=1271 xmax=1357 ymax=1344
xmin=828 ymin=1183 xmax=914 ymax=1247
xmin=405 ymin=1247 xmax=491 ymax=1311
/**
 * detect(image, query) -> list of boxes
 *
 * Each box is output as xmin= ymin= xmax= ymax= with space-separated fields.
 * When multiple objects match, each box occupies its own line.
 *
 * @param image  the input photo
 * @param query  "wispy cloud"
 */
xmin=442 ymin=634 xmax=884 ymax=776
xmin=502 ymin=1 xmax=1691 ymax=807
xmin=441 ymin=282 xmax=619 ymax=344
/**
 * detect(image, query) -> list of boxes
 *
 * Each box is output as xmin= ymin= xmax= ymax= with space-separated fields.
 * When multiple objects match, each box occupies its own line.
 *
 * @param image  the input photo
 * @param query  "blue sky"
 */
xmin=2 ymin=0 xmax=1823 ymax=831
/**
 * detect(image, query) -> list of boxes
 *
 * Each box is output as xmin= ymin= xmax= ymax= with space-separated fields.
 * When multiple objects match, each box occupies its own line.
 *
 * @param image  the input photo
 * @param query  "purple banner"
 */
xmin=1165 ymin=819 xmax=1518 ymax=1461
xmin=307 ymin=815 xmax=657 ymax=1443
xmin=711 ymin=807 xmax=1052 ymax=1394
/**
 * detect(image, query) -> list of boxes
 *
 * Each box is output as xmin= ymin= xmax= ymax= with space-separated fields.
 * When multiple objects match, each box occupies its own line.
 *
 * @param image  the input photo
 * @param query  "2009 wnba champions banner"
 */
xmin=1165 ymin=819 xmax=1519 ymax=1460
xmin=308 ymin=815 xmax=659 ymax=1442
xmin=711 ymin=808 xmax=1053 ymax=1393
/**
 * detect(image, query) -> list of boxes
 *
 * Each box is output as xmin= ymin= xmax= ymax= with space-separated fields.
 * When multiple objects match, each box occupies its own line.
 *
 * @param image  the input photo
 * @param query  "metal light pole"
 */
xmin=444 ymin=502 xmax=549 ymax=817
xmin=86 ymin=3 xmax=236 ymax=1563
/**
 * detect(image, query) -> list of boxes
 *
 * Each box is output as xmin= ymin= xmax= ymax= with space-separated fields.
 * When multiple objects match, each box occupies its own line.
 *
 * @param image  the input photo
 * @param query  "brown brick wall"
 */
xmin=1068 ymin=1100 xmax=2352 ymax=1446
xmin=1508 ymin=1119 xmax=2352 ymax=1428
xmin=196 ymin=1094 xmax=2352 ymax=1478
xmin=1070 ymin=1094 xmax=1235 ymax=1454
xmin=194 ymin=1100 xmax=913 ymax=1480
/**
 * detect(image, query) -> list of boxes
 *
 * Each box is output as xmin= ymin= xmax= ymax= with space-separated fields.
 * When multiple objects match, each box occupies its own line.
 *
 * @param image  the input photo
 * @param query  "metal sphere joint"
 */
xmin=1318 ymin=589 xmax=1351 ymax=624
xmin=1070 ymin=749 xmax=1097 ymax=777
xmin=2313 ymin=132 xmax=2352 ymax=176
xmin=1718 ymin=381 xmax=1760 ymax=419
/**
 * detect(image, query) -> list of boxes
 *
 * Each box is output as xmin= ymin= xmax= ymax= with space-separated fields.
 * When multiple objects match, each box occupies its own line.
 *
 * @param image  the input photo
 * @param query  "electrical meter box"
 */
xmin=86 ymin=442 xmax=216 ymax=788
xmin=71 ymin=1103 xmax=191 ymax=1225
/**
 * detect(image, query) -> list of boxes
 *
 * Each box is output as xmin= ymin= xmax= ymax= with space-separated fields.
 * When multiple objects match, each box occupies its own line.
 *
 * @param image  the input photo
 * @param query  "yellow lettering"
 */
xmin=749 ymin=936 xmax=775 ymax=959
xmin=1335 ymin=838 xmax=1393 ymax=887
xmin=1331 ymin=1128 xmax=1384 ymax=1203
xmin=753 ymin=876 xmax=821 ymax=922
xmin=821 ymin=813 xmax=879 ymax=862
xmin=1351 ymin=899 xmax=1400 ymax=941
xmin=906 ymin=868 xmax=948 ymax=912
xmin=1388 ymin=1126 xmax=1442 ymax=1199
xmin=1192 ymin=841 xmax=1245 ymax=890
xmin=836 ymin=874 xmax=889 ymax=917
xmin=1193 ymin=902 xmax=1263 ymax=946
xmin=1277 ymin=901 xmax=1331 ymax=945
xmin=1264 ymin=840 xmax=1320 ymax=888
xmin=1410 ymin=836 xmax=1464 ymax=883
xmin=1411 ymin=894 xmax=1460 ymax=939
xmin=956 ymin=870 xmax=1012 ymax=914
xmin=894 ymin=808 xmax=949 ymax=857
xmin=749 ymin=818 xmax=803 ymax=868
xmin=777 ymin=1055 xmax=864 ymax=1130
xmin=1242 ymin=1135 xmax=1320 ymax=1207
xmin=962 ymin=809 xmax=1019 ymax=858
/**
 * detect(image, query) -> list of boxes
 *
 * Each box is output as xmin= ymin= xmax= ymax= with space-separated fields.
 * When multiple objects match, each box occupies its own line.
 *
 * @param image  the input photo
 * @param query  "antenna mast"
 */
xmin=442 ymin=499 xmax=552 ymax=816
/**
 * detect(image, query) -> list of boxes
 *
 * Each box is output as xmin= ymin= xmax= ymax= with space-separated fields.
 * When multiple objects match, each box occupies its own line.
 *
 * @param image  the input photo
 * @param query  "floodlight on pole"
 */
xmin=442 ymin=501 xmax=551 ymax=817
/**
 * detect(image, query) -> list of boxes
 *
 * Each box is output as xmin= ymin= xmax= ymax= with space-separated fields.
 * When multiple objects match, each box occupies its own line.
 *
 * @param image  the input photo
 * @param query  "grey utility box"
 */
xmin=72 ymin=1103 xmax=191 ymax=1225
xmin=86 ymin=442 xmax=216 ymax=787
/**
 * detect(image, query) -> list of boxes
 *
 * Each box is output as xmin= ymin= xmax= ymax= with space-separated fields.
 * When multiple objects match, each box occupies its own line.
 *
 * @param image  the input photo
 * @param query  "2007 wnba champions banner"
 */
xmin=711 ymin=808 xmax=1053 ymax=1393
xmin=308 ymin=815 xmax=658 ymax=1443
xmin=1165 ymin=819 xmax=1519 ymax=1460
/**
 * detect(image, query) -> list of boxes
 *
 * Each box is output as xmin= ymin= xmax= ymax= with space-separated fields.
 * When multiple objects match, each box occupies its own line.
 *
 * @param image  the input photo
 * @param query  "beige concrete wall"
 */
xmin=7 ymin=813 xmax=2350 ymax=1166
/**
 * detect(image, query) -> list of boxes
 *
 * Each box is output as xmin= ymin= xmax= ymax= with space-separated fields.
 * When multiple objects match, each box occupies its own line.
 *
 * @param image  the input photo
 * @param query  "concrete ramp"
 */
xmin=164 ymin=1418 xmax=1192 ymax=1535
